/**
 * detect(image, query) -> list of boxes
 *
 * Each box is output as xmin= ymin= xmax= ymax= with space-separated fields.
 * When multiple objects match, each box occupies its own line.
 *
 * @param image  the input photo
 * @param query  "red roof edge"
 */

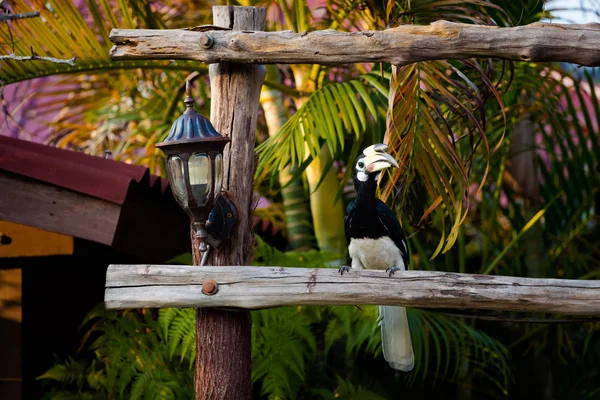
xmin=0 ymin=135 xmax=169 ymax=205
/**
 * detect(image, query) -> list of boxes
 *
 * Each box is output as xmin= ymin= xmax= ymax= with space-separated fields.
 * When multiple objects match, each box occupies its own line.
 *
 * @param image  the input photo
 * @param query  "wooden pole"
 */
xmin=105 ymin=265 xmax=600 ymax=316
xmin=192 ymin=6 xmax=265 ymax=400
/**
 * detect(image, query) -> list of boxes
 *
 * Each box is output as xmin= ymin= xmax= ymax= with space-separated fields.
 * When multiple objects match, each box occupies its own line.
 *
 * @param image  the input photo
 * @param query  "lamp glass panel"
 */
xmin=189 ymin=153 xmax=211 ymax=206
xmin=214 ymin=153 xmax=223 ymax=199
xmin=167 ymin=156 xmax=188 ymax=207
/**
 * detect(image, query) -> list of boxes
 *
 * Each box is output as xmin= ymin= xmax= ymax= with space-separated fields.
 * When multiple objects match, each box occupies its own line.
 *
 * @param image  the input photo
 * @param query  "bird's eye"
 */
xmin=357 ymin=161 xmax=365 ymax=169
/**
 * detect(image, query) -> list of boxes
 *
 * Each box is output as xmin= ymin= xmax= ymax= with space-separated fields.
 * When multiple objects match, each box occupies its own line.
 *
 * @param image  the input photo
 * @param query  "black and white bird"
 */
xmin=340 ymin=143 xmax=414 ymax=372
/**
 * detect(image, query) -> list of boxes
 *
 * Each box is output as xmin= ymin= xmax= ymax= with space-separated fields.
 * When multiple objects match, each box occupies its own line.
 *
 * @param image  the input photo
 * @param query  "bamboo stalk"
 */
xmin=259 ymin=65 xmax=314 ymax=250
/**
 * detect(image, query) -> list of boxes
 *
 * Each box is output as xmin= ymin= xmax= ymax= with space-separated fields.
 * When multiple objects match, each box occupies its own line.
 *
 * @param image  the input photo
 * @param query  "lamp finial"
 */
xmin=184 ymin=79 xmax=194 ymax=109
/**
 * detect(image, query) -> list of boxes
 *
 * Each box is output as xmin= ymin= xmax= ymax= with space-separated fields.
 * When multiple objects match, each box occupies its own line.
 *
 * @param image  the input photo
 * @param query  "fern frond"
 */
xmin=251 ymin=306 xmax=317 ymax=399
xmin=158 ymin=308 xmax=196 ymax=361
xmin=37 ymin=357 xmax=88 ymax=386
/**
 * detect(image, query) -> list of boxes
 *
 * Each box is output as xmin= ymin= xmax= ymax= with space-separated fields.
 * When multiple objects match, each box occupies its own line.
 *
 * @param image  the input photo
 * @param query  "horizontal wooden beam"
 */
xmin=0 ymin=171 xmax=119 ymax=246
xmin=109 ymin=21 xmax=600 ymax=67
xmin=105 ymin=264 xmax=600 ymax=315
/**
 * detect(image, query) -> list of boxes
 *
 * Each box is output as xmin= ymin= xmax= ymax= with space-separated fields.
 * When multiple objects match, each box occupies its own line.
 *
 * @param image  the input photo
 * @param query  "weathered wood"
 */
xmin=110 ymin=20 xmax=600 ymax=67
xmin=208 ymin=7 xmax=266 ymax=267
xmin=105 ymin=265 xmax=600 ymax=315
xmin=192 ymin=6 xmax=266 ymax=400
xmin=0 ymin=170 xmax=119 ymax=246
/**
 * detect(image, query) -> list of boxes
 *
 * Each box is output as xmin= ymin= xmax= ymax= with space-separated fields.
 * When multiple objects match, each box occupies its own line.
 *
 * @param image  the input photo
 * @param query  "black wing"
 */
xmin=344 ymin=199 xmax=356 ymax=246
xmin=375 ymin=199 xmax=410 ymax=268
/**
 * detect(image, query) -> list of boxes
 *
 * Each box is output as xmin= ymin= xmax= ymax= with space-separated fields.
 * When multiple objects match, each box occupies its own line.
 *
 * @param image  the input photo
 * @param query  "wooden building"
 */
xmin=0 ymin=135 xmax=190 ymax=399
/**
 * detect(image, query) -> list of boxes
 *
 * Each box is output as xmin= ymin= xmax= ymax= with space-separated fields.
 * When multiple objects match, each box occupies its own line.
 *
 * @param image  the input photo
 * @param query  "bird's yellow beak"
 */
xmin=363 ymin=151 xmax=399 ymax=173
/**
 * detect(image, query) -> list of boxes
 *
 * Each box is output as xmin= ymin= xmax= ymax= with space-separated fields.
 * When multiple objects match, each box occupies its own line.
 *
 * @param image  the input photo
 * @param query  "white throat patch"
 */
xmin=357 ymin=171 xmax=368 ymax=182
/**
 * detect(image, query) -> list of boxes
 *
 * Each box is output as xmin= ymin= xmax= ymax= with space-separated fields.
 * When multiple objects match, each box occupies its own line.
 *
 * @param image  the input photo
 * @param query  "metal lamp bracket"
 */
xmin=205 ymin=192 xmax=237 ymax=250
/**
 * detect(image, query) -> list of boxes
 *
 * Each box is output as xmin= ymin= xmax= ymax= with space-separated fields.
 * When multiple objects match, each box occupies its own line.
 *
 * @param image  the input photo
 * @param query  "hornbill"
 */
xmin=339 ymin=143 xmax=414 ymax=372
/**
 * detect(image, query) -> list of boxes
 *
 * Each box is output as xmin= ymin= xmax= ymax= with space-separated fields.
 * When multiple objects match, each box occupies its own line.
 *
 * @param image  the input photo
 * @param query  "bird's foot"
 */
xmin=386 ymin=266 xmax=401 ymax=277
xmin=338 ymin=265 xmax=352 ymax=275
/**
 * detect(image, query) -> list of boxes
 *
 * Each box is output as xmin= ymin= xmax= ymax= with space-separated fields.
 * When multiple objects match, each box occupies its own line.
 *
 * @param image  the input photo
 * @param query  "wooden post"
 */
xmin=192 ymin=6 xmax=266 ymax=400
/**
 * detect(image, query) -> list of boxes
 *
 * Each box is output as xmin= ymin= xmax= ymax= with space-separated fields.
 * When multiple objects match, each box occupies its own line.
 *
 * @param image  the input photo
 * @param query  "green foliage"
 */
xmin=251 ymin=307 xmax=317 ymax=399
xmin=38 ymin=305 xmax=194 ymax=399
xmin=15 ymin=0 xmax=600 ymax=398
xmin=410 ymin=309 xmax=511 ymax=392
xmin=252 ymin=235 xmax=340 ymax=267
xmin=0 ymin=0 xmax=204 ymax=85
xmin=159 ymin=308 xmax=196 ymax=366
xmin=256 ymin=73 xmax=389 ymax=190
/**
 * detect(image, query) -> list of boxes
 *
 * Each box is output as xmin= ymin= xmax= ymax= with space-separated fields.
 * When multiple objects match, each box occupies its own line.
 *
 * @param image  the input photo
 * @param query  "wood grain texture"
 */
xmin=195 ymin=307 xmax=252 ymax=400
xmin=208 ymin=8 xmax=266 ymax=267
xmin=0 ymin=171 xmax=119 ymax=246
xmin=192 ymin=6 xmax=266 ymax=400
xmin=105 ymin=265 xmax=600 ymax=315
xmin=110 ymin=21 xmax=600 ymax=66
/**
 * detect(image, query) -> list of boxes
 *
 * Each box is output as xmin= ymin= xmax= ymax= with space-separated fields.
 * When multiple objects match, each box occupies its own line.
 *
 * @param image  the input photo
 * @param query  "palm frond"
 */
xmin=255 ymin=73 xmax=388 ymax=189
xmin=409 ymin=309 xmax=511 ymax=393
xmin=1 ymin=0 xmax=209 ymax=167
xmin=529 ymin=69 xmax=600 ymax=279
xmin=0 ymin=0 xmax=204 ymax=85
xmin=384 ymin=58 xmax=506 ymax=258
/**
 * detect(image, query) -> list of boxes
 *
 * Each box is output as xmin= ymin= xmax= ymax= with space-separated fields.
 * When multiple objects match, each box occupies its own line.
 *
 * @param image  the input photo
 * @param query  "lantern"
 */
xmin=156 ymin=80 xmax=236 ymax=253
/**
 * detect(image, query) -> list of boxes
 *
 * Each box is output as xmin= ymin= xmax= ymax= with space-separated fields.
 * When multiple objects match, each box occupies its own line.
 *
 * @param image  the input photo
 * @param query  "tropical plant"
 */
xmin=37 ymin=306 xmax=195 ymax=400
xmin=0 ymin=0 xmax=210 ymax=171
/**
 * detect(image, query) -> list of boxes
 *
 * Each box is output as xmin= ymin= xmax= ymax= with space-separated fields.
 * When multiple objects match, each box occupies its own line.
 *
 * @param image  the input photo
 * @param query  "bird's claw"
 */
xmin=386 ymin=266 xmax=401 ymax=277
xmin=338 ymin=265 xmax=351 ymax=275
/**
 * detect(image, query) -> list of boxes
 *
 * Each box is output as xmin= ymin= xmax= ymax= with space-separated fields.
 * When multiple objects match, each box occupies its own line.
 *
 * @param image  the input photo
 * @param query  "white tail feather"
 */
xmin=378 ymin=305 xmax=414 ymax=371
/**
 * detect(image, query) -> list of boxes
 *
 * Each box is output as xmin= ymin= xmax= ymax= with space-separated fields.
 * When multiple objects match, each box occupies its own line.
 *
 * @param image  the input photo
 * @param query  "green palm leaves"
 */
xmin=1 ymin=0 xmax=207 ymax=168
xmin=256 ymin=73 xmax=389 ymax=190
xmin=0 ymin=0 xmax=184 ymax=84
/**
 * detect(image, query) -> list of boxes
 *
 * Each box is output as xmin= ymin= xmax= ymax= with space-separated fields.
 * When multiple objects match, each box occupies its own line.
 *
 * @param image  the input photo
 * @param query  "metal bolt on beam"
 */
xmin=200 ymin=34 xmax=214 ymax=49
xmin=202 ymin=279 xmax=218 ymax=295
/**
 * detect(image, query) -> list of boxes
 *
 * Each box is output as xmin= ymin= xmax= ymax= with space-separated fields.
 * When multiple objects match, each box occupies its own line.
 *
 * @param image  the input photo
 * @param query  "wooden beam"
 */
xmin=105 ymin=265 xmax=600 ymax=315
xmin=110 ymin=21 xmax=600 ymax=67
xmin=0 ymin=171 xmax=119 ymax=246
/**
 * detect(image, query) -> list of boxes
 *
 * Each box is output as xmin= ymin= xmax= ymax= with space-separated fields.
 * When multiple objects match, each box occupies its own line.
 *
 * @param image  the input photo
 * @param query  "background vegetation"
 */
xmin=3 ymin=0 xmax=600 ymax=399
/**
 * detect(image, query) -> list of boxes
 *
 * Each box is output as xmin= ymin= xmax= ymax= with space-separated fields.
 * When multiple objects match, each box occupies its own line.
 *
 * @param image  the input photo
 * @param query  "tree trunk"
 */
xmin=260 ymin=65 xmax=314 ymax=251
xmin=194 ymin=6 xmax=266 ymax=400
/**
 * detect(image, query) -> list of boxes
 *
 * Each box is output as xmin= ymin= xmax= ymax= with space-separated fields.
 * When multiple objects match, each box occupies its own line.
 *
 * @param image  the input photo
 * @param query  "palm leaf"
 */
xmin=0 ymin=0 xmax=204 ymax=85
xmin=533 ymin=70 xmax=600 ymax=276
xmin=383 ymin=58 xmax=506 ymax=258
xmin=1 ymin=0 xmax=209 ymax=167
xmin=255 ymin=73 xmax=389 ymax=189
xmin=408 ymin=309 xmax=511 ymax=393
